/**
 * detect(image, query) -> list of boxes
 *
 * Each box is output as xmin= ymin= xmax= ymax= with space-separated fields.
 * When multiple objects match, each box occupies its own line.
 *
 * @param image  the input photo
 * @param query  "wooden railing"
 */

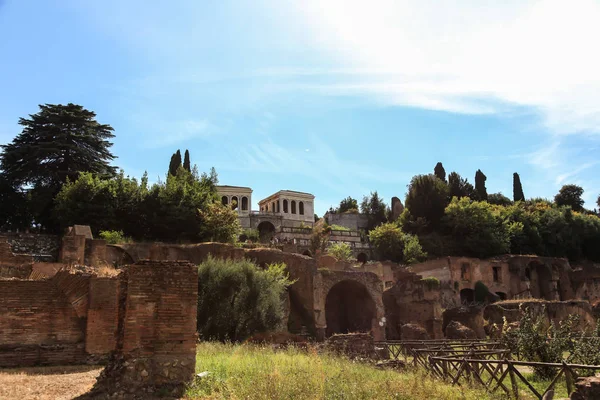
xmin=428 ymin=356 xmax=600 ymax=399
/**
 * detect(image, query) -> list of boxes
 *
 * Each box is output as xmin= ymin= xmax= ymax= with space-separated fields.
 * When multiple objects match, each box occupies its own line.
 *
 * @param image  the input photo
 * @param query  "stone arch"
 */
xmin=299 ymin=201 xmax=304 ymax=215
xmin=257 ymin=221 xmax=276 ymax=242
xmin=495 ymin=291 xmax=507 ymax=301
xmin=241 ymin=196 xmax=248 ymax=211
xmin=221 ymin=196 xmax=229 ymax=206
xmin=291 ymin=200 xmax=297 ymax=214
xmin=534 ymin=262 xmax=553 ymax=300
xmin=325 ymin=280 xmax=376 ymax=337
xmin=231 ymin=196 xmax=238 ymax=210
xmin=460 ymin=288 xmax=474 ymax=304
xmin=357 ymin=253 xmax=368 ymax=264
xmin=283 ymin=199 xmax=288 ymax=213
xmin=302 ymin=250 xmax=312 ymax=257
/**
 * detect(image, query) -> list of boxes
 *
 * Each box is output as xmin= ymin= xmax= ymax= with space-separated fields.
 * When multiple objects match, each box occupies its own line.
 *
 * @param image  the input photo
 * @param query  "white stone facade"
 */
xmin=258 ymin=190 xmax=315 ymax=228
xmin=216 ymin=185 xmax=252 ymax=228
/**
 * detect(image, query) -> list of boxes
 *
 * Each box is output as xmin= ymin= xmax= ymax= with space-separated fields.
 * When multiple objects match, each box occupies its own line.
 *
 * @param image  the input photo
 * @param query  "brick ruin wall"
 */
xmin=0 ymin=271 xmax=120 ymax=367
xmin=91 ymin=260 xmax=197 ymax=397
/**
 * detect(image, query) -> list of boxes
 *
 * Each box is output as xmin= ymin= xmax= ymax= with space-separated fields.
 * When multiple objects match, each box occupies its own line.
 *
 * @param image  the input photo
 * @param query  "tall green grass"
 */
xmin=186 ymin=342 xmax=497 ymax=399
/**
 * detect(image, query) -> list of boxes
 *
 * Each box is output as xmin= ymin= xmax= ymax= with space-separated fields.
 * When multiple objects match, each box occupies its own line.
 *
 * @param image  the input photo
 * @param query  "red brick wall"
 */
xmin=119 ymin=260 xmax=198 ymax=385
xmin=0 ymin=279 xmax=86 ymax=367
xmin=86 ymin=277 xmax=120 ymax=355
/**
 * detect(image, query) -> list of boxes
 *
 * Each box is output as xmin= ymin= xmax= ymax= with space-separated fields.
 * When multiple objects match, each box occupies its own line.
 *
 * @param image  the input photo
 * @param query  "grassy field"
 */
xmin=185 ymin=342 xmax=496 ymax=400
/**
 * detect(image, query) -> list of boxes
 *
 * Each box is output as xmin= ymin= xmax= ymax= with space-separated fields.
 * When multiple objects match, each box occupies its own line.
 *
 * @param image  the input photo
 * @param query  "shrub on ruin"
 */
xmin=99 ymin=230 xmax=132 ymax=244
xmin=368 ymin=222 xmax=427 ymax=264
xmin=196 ymin=256 xmax=295 ymax=342
xmin=404 ymin=174 xmax=449 ymax=231
xmin=421 ymin=277 xmax=440 ymax=290
xmin=240 ymin=228 xmax=260 ymax=242
xmin=327 ymin=242 xmax=353 ymax=261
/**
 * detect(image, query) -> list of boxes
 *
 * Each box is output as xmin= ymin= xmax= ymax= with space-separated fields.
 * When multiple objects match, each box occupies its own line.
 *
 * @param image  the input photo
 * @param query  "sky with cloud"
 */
xmin=1 ymin=0 xmax=599 ymax=213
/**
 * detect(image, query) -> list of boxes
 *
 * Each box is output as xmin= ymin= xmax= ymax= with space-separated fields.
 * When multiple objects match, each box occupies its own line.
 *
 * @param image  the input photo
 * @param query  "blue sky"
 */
xmin=1 ymin=0 xmax=599 ymax=215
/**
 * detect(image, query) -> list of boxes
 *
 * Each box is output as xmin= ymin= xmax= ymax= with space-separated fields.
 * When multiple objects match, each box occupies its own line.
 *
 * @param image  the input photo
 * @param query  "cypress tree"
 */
xmin=183 ymin=149 xmax=191 ymax=172
xmin=513 ymin=172 xmax=525 ymax=202
xmin=475 ymin=169 xmax=488 ymax=201
xmin=434 ymin=162 xmax=446 ymax=182
xmin=168 ymin=150 xmax=182 ymax=176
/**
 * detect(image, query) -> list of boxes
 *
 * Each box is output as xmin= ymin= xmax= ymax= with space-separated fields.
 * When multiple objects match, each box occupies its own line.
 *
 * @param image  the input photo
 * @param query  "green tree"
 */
xmin=368 ymin=222 xmax=426 ymax=263
xmin=487 ymin=192 xmax=512 ymax=206
xmin=442 ymin=197 xmax=519 ymax=258
xmin=0 ymin=103 xmax=116 ymax=229
xmin=434 ymin=162 xmax=446 ymax=182
xmin=404 ymin=174 xmax=449 ymax=231
xmin=474 ymin=169 xmax=487 ymax=201
xmin=513 ymin=172 xmax=525 ymax=202
xmin=198 ymin=201 xmax=241 ymax=243
xmin=0 ymin=176 xmax=31 ymax=230
xmin=327 ymin=242 xmax=353 ymax=261
xmin=196 ymin=256 xmax=294 ymax=341
xmin=337 ymin=196 xmax=358 ymax=213
xmin=168 ymin=149 xmax=182 ymax=176
xmin=360 ymin=191 xmax=388 ymax=230
xmin=554 ymin=184 xmax=584 ymax=211
xmin=183 ymin=149 xmax=191 ymax=172
xmin=447 ymin=171 xmax=475 ymax=200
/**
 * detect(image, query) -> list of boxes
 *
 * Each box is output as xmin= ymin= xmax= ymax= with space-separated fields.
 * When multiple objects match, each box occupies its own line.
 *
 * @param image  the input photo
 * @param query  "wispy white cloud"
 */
xmin=273 ymin=0 xmax=600 ymax=135
xmin=132 ymin=117 xmax=214 ymax=149
xmin=555 ymin=162 xmax=599 ymax=185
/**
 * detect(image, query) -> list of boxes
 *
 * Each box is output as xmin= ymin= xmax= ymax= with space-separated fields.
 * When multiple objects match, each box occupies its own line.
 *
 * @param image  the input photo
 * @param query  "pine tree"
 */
xmin=475 ymin=169 xmax=488 ymax=201
xmin=434 ymin=162 xmax=447 ymax=182
xmin=448 ymin=172 xmax=475 ymax=200
xmin=513 ymin=172 xmax=525 ymax=202
xmin=183 ymin=149 xmax=191 ymax=172
xmin=0 ymin=103 xmax=116 ymax=230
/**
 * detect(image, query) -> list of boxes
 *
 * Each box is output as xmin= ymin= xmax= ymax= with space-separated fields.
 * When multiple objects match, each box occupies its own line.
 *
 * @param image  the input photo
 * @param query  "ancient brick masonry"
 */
xmin=91 ymin=260 xmax=198 ymax=397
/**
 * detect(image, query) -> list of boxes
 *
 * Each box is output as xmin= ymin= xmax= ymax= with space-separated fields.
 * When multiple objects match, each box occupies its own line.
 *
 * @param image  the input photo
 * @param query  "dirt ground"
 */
xmin=0 ymin=365 xmax=103 ymax=400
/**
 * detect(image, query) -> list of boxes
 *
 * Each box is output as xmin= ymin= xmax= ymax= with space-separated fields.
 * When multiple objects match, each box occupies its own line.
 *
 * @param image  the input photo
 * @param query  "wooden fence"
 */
xmin=428 ymin=356 xmax=600 ymax=399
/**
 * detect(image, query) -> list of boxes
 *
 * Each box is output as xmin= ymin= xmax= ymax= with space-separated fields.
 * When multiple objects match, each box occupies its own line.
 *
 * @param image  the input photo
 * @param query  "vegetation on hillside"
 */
xmin=196 ymin=257 xmax=294 ymax=342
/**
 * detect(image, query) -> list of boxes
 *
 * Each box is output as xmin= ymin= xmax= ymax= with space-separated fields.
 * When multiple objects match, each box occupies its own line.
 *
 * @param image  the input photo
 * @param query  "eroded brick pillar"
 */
xmin=92 ymin=260 xmax=198 ymax=396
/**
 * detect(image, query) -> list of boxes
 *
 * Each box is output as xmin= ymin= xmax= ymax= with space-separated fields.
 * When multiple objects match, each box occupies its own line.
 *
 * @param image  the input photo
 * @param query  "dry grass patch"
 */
xmin=0 ymin=365 xmax=103 ymax=400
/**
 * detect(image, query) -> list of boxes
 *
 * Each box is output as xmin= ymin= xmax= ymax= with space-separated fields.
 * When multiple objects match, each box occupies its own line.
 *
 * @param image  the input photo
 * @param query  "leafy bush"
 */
xmin=240 ymin=229 xmax=260 ymax=242
xmin=442 ymin=197 xmax=520 ymax=258
xmin=421 ymin=277 xmax=440 ymax=290
xmin=197 ymin=202 xmax=241 ymax=244
xmin=329 ymin=224 xmax=351 ymax=232
xmin=404 ymin=174 xmax=449 ymax=231
xmin=196 ymin=256 xmax=295 ymax=342
xmin=369 ymin=222 xmax=427 ymax=263
xmin=327 ymin=242 xmax=353 ymax=261
xmin=501 ymin=306 xmax=580 ymax=379
xmin=98 ymin=230 xmax=131 ymax=244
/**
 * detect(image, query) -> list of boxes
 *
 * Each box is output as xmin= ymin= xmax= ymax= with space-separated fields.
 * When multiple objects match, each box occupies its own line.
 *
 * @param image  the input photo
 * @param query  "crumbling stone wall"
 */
xmin=0 ymin=233 xmax=60 ymax=262
xmin=85 ymin=277 xmax=121 ymax=356
xmin=91 ymin=260 xmax=197 ymax=397
xmin=484 ymin=300 xmax=597 ymax=332
xmin=383 ymin=270 xmax=443 ymax=339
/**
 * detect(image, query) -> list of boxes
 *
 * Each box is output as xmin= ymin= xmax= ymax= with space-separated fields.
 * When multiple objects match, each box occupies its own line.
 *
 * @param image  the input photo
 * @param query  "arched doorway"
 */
xmin=325 ymin=280 xmax=376 ymax=337
xmin=460 ymin=288 xmax=475 ymax=304
xmin=257 ymin=221 xmax=276 ymax=243
xmin=302 ymin=250 xmax=312 ymax=257
xmin=495 ymin=292 xmax=507 ymax=301
xmin=535 ymin=263 xmax=552 ymax=300
xmin=357 ymin=253 xmax=368 ymax=264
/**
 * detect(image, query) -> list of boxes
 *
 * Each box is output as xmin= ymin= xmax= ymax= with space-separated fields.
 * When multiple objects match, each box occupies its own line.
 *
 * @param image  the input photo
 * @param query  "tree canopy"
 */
xmin=434 ymin=162 xmax=446 ymax=182
xmin=0 ymin=103 xmax=116 ymax=230
xmin=183 ymin=149 xmax=191 ymax=172
xmin=168 ymin=150 xmax=182 ymax=176
xmin=447 ymin=171 xmax=475 ymax=200
xmin=554 ymin=184 xmax=584 ymax=212
xmin=360 ymin=191 xmax=388 ymax=230
xmin=337 ymin=196 xmax=359 ymax=213
xmin=404 ymin=174 xmax=449 ymax=231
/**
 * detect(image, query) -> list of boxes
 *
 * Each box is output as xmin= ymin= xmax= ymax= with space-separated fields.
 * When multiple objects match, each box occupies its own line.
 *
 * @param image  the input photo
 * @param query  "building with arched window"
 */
xmin=257 ymin=190 xmax=315 ymax=227
xmin=216 ymin=185 xmax=252 ymax=228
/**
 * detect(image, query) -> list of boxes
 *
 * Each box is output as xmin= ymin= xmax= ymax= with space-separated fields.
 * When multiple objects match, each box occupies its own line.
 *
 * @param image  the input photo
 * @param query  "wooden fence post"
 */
xmin=507 ymin=359 xmax=519 ymax=399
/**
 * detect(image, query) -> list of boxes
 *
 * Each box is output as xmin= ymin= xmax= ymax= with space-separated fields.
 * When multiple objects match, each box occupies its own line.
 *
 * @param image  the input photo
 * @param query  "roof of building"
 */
xmin=216 ymin=185 xmax=253 ymax=191
xmin=258 ymin=190 xmax=315 ymax=203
